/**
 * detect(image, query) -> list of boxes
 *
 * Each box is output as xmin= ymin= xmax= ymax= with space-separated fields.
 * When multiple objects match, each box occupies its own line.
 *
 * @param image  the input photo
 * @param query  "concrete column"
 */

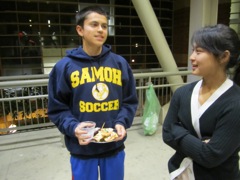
xmin=187 ymin=0 xmax=219 ymax=82
xmin=131 ymin=0 xmax=184 ymax=93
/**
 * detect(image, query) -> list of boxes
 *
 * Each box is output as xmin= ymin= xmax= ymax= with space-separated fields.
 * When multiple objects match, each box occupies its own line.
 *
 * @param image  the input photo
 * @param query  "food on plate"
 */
xmin=104 ymin=131 xmax=118 ymax=142
xmin=92 ymin=128 xmax=118 ymax=142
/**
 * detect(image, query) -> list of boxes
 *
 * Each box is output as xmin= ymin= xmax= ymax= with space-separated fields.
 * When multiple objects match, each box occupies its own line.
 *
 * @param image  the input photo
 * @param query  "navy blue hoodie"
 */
xmin=48 ymin=44 xmax=138 ymax=157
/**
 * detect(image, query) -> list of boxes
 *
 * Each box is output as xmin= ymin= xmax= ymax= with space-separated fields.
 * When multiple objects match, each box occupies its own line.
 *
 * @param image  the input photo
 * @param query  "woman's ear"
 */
xmin=220 ymin=50 xmax=230 ymax=65
xmin=76 ymin=25 xmax=83 ymax=37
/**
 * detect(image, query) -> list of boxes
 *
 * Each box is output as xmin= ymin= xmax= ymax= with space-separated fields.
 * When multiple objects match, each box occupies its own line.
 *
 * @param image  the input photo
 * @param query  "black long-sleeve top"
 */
xmin=162 ymin=81 xmax=240 ymax=180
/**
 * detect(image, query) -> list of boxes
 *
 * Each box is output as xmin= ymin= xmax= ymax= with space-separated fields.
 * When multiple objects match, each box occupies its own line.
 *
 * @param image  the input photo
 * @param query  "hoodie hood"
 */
xmin=66 ymin=44 xmax=112 ymax=61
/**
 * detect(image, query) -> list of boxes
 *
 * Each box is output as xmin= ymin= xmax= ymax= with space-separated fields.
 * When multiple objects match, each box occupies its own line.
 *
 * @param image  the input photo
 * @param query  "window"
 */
xmin=0 ymin=0 xmax=173 ymax=76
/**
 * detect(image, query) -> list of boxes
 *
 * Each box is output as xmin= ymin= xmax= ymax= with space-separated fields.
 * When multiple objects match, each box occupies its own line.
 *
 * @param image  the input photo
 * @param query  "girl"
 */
xmin=163 ymin=24 xmax=240 ymax=180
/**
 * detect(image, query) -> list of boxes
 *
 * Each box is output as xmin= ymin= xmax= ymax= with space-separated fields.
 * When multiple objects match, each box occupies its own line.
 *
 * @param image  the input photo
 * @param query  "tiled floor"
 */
xmin=0 ymin=124 xmax=174 ymax=180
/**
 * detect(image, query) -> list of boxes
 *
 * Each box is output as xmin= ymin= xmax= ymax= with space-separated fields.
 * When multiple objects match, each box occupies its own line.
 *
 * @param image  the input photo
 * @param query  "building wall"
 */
xmin=172 ymin=0 xmax=231 ymax=67
xmin=172 ymin=0 xmax=190 ymax=67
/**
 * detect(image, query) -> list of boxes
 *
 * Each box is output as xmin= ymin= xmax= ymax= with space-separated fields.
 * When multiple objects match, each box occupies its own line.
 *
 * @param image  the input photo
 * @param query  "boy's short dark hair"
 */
xmin=76 ymin=6 xmax=108 ymax=27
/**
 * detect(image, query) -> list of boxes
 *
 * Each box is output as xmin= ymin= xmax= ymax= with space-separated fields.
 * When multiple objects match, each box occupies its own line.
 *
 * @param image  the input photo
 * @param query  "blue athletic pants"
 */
xmin=71 ymin=150 xmax=125 ymax=180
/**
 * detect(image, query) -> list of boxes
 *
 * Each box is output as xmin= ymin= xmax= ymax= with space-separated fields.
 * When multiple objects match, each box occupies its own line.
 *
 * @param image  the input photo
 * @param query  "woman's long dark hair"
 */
xmin=191 ymin=24 xmax=240 ymax=69
xmin=233 ymin=63 xmax=240 ymax=86
xmin=191 ymin=24 xmax=240 ymax=85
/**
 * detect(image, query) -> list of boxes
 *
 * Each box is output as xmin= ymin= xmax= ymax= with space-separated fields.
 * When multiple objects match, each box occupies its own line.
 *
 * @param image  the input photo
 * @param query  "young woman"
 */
xmin=162 ymin=24 xmax=240 ymax=180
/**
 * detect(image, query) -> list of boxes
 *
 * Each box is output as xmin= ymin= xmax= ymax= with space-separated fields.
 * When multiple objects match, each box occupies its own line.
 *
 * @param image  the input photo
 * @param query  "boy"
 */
xmin=48 ymin=6 xmax=138 ymax=180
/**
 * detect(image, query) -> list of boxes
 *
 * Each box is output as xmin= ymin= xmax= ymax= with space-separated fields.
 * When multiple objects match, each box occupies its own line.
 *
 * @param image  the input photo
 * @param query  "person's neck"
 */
xmin=83 ymin=45 xmax=102 ymax=57
xmin=198 ymin=73 xmax=227 ymax=105
xmin=202 ymin=74 xmax=227 ymax=91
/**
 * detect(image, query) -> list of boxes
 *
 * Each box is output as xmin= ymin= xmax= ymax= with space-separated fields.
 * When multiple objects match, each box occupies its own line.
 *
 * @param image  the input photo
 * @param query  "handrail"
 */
xmin=0 ymin=79 xmax=48 ymax=88
xmin=136 ymin=82 xmax=188 ymax=90
xmin=134 ymin=70 xmax=191 ymax=78
xmin=0 ymin=67 xmax=188 ymax=82
xmin=0 ymin=74 xmax=49 ymax=81
xmin=0 ymin=70 xmax=192 ymax=134
xmin=0 ymin=71 xmax=192 ymax=89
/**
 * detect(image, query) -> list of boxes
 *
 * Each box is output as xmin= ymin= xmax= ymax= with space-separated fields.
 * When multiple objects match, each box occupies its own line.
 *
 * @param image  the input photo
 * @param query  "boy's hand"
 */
xmin=74 ymin=122 xmax=92 ymax=145
xmin=114 ymin=124 xmax=126 ymax=141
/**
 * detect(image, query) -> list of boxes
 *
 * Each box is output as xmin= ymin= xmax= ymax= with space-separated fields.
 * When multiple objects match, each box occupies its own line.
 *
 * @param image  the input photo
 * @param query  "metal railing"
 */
xmin=0 ymin=70 xmax=191 ymax=135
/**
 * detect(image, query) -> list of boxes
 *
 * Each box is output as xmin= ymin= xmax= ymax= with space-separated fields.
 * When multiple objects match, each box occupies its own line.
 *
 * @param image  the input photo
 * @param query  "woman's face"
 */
xmin=189 ymin=46 xmax=221 ymax=77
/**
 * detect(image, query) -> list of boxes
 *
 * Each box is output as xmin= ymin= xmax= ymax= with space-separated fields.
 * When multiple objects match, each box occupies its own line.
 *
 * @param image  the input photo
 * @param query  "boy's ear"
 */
xmin=76 ymin=25 xmax=83 ymax=37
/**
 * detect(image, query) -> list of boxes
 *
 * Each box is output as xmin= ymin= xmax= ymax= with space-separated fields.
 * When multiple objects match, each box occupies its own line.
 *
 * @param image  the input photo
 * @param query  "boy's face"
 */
xmin=76 ymin=12 xmax=108 ymax=48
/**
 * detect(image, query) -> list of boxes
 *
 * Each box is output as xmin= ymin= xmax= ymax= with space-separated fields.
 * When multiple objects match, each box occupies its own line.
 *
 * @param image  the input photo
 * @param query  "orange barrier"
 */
xmin=0 ymin=108 xmax=48 ymax=134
